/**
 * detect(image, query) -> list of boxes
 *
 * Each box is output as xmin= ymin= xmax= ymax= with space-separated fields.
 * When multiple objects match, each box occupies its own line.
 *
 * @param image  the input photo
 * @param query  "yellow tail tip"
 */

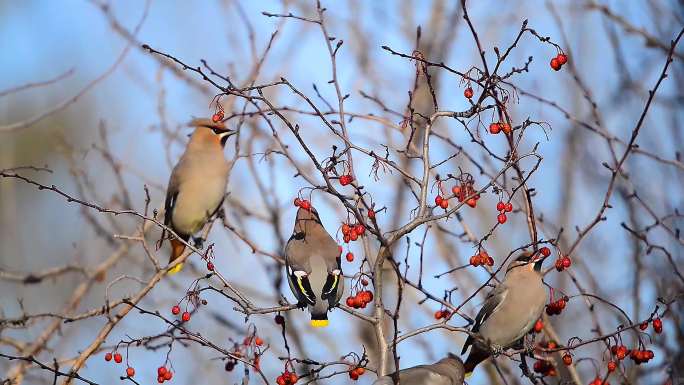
xmin=310 ymin=319 xmax=329 ymax=328
xmin=167 ymin=263 xmax=184 ymax=275
xmin=464 ymin=371 xmax=473 ymax=378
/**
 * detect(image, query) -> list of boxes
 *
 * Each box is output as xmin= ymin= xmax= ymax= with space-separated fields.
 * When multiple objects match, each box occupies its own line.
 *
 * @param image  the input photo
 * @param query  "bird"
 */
xmin=285 ymin=205 xmax=344 ymax=327
xmin=161 ymin=118 xmax=235 ymax=274
xmin=461 ymin=252 xmax=547 ymax=376
xmin=372 ymin=354 xmax=465 ymax=385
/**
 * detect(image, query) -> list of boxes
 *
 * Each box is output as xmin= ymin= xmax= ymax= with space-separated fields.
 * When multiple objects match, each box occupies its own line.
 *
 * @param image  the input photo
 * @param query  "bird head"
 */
xmin=189 ymin=118 xmax=236 ymax=147
xmin=293 ymin=206 xmax=323 ymax=234
xmin=506 ymin=251 xmax=546 ymax=274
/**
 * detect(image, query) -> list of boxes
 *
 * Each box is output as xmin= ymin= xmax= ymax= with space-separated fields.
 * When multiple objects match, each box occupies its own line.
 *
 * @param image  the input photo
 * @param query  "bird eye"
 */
xmin=293 ymin=231 xmax=305 ymax=240
xmin=211 ymin=128 xmax=223 ymax=134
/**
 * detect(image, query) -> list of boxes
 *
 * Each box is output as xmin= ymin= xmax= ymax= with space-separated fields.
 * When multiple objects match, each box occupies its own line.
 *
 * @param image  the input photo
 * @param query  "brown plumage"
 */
xmin=285 ymin=206 xmax=343 ymax=327
xmin=163 ymin=118 xmax=234 ymax=273
xmin=462 ymin=252 xmax=547 ymax=375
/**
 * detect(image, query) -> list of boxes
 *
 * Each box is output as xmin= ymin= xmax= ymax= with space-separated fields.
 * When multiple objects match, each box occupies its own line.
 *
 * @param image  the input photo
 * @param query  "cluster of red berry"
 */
xmin=171 ymin=305 xmax=191 ymax=322
xmin=495 ymin=201 xmax=513 ymax=224
xmin=550 ymin=52 xmax=568 ymax=71
xmin=532 ymin=359 xmax=556 ymax=377
xmin=276 ymin=371 xmax=298 ymax=385
xmin=156 ymin=366 xmax=173 ymax=383
xmin=545 ymin=296 xmax=568 ymax=316
xmin=489 ymin=122 xmax=512 ymax=135
xmin=348 ymin=366 xmax=365 ymax=380
xmin=103 ymin=352 xmax=135 ymax=378
xmin=339 ymin=174 xmax=354 ymax=186
xmin=433 ymin=309 xmax=452 ymax=320
xmin=293 ymin=198 xmax=312 ymax=210
xmin=469 ymin=250 xmax=494 ymax=267
xmin=434 ymin=194 xmax=449 ymax=209
xmin=554 ymin=256 xmax=572 ymax=271
xmin=346 ymin=290 xmax=373 ymax=309
xmin=211 ymin=110 xmax=224 ymax=123
xmin=463 ymin=86 xmax=474 ymax=99
xmin=341 ymin=222 xmax=366 ymax=243
xmin=451 ymin=181 xmax=480 ymax=208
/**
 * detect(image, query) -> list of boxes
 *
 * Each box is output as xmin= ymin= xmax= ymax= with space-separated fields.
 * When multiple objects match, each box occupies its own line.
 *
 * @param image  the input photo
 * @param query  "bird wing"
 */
xmin=284 ymin=234 xmax=317 ymax=306
xmin=461 ymin=284 xmax=508 ymax=354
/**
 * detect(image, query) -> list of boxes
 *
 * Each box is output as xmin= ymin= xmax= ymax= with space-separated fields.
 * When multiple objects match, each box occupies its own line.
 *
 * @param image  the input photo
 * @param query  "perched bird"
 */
xmin=461 ymin=252 xmax=547 ymax=376
xmin=373 ymin=354 xmax=465 ymax=385
xmin=285 ymin=206 xmax=343 ymax=327
xmin=162 ymin=118 xmax=235 ymax=274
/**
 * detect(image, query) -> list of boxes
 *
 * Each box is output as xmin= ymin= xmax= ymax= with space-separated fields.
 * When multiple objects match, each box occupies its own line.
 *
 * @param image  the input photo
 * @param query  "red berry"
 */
xmin=126 ymin=367 xmax=135 ymax=377
xmin=346 ymin=297 xmax=355 ymax=307
xmin=340 ymin=175 xmax=353 ymax=186
xmin=343 ymin=234 xmax=351 ymax=243
xmin=181 ymin=311 xmax=190 ymax=322
xmin=346 ymin=252 xmax=354 ymax=262
xmin=451 ymin=185 xmax=461 ymax=196
xmin=354 ymin=224 xmax=365 ymax=235
xmin=360 ymin=278 xmax=369 ymax=286
xmin=158 ymin=367 xmax=167 ymax=376
xmin=361 ymin=290 xmax=373 ymax=303
xmin=555 ymin=259 xmax=564 ymax=272
xmin=355 ymin=367 xmax=365 ymax=376
xmin=497 ymin=213 xmax=507 ymax=224
xmin=255 ymin=337 xmax=263 ymax=346
xmin=562 ymin=353 xmax=572 ymax=365
xmin=540 ymin=247 xmax=551 ymax=257
xmin=350 ymin=231 xmax=358 ymax=241
xmin=557 ymin=53 xmax=568 ymax=65
xmin=639 ymin=321 xmax=648 ymax=330
xmin=275 ymin=314 xmax=285 ymax=324
xmin=439 ymin=199 xmax=449 ymax=209
xmin=562 ymin=257 xmax=571 ymax=268
xmin=504 ymin=202 xmax=513 ymax=212
xmin=207 ymin=261 xmax=215 ymax=271
xmin=113 ymin=353 xmax=122 ymax=363
xmin=533 ymin=319 xmax=543 ymax=333
xmin=550 ymin=57 xmax=562 ymax=71
xmin=342 ymin=223 xmax=351 ymax=235
xmin=464 ymin=87 xmax=474 ymax=99
xmin=171 ymin=305 xmax=180 ymax=315
xmin=487 ymin=256 xmax=494 ymax=266
xmin=489 ymin=122 xmax=501 ymax=134
xmin=276 ymin=376 xmax=286 ymax=385
xmin=496 ymin=202 xmax=505 ymax=211
xmin=368 ymin=209 xmax=375 ymax=219
xmin=653 ymin=317 xmax=663 ymax=331
xmin=299 ymin=200 xmax=311 ymax=210
xmin=435 ymin=195 xmax=443 ymax=206
xmin=349 ymin=370 xmax=359 ymax=380
xmin=434 ymin=310 xmax=443 ymax=319
xmin=466 ymin=197 xmax=477 ymax=208
xmin=470 ymin=255 xmax=479 ymax=266
xmin=293 ymin=198 xmax=301 ymax=207
xmin=500 ymin=123 xmax=512 ymax=134
xmin=105 ymin=352 xmax=112 ymax=362
xmin=164 ymin=371 xmax=173 ymax=380
xmin=607 ymin=361 xmax=617 ymax=372
xmin=158 ymin=376 xmax=165 ymax=383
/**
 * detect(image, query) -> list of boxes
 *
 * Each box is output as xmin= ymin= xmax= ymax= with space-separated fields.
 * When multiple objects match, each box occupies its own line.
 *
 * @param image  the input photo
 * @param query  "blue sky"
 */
xmin=1 ymin=1 xmax=681 ymax=384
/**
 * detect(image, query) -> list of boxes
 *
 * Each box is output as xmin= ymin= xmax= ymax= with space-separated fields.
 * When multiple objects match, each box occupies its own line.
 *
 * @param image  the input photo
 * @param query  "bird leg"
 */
xmin=489 ymin=344 xmax=504 ymax=356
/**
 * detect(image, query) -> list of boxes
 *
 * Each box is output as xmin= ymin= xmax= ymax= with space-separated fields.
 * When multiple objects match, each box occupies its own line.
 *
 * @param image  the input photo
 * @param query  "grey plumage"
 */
xmin=462 ymin=252 xmax=547 ymax=374
xmin=285 ymin=206 xmax=343 ymax=327
xmin=163 ymin=118 xmax=234 ymax=273
xmin=373 ymin=355 xmax=465 ymax=385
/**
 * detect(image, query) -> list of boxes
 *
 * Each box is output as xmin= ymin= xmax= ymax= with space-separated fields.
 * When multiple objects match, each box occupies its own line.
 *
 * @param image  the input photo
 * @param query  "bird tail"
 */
xmin=168 ymin=238 xmax=186 ymax=274
xmin=464 ymin=347 xmax=489 ymax=377
xmin=310 ymin=314 xmax=329 ymax=328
